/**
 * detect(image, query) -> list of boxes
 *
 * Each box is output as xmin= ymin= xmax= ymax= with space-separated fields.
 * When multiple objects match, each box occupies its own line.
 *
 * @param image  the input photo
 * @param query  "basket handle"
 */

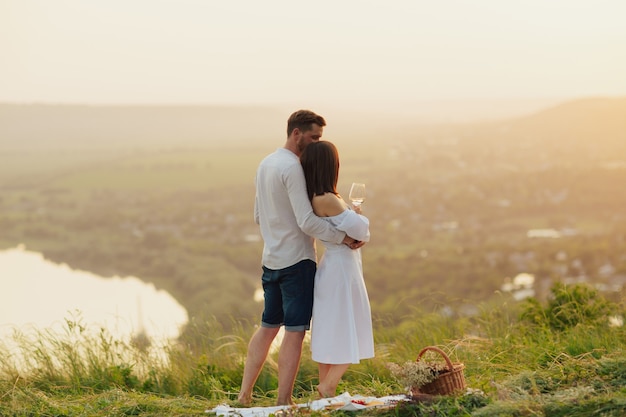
xmin=416 ymin=346 xmax=454 ymax=371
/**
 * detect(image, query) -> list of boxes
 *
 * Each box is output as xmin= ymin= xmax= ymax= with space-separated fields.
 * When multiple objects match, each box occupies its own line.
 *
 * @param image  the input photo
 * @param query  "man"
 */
xmin=238 ymin=110 xmax=362 ymax=406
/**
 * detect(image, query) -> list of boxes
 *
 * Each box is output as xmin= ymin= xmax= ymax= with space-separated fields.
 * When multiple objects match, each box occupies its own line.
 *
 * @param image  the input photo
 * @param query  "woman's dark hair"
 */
xmin=300 ymin=141 xmax=340 ymax=201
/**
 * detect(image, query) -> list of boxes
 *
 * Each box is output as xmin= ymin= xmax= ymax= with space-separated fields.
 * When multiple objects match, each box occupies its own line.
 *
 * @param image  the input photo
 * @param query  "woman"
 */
xmin=300 ymin=140 xmax=374 ymax=398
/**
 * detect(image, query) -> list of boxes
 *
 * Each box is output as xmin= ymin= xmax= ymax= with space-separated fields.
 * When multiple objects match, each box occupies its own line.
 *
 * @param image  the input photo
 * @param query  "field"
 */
xmin=1 ymin=283 xmax=626 ymax=416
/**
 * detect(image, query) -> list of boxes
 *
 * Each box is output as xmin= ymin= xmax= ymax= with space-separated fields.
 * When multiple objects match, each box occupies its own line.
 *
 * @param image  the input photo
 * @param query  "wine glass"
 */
xmin=349 ymin=183 xmax=366 ymax=208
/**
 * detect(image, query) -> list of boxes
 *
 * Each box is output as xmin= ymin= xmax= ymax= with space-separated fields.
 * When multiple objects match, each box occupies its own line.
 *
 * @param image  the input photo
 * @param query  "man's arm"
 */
xmin=285 ymin=163 xmax=346 ymax=244
xmin=253 ymin=192 xmax=260 ymax=225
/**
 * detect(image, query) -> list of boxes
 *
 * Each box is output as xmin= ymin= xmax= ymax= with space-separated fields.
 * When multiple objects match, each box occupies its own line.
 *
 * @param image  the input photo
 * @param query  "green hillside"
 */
xmin=1 ymin=97 xmax=625 ymax=326
xmin=1 ymin=283 xmax=625 ymax=415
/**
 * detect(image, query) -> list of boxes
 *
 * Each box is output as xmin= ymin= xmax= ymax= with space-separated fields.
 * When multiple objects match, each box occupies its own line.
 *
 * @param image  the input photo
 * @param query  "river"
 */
xmin=0 ymin=245 xmax=188 ymax=345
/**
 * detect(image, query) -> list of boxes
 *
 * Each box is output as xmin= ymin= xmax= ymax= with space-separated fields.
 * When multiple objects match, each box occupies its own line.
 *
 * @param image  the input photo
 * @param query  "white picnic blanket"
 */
xmin=207 ymin=392 xmax=408 ymax=416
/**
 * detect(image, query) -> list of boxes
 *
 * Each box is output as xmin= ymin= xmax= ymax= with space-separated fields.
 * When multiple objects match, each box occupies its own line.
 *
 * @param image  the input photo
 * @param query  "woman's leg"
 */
xmin=318 ymin=363 xmax=330 ymax=385
xmin=317 ymin=363 xmax=350 ymax=398
xmin=317 ymin=363 xmax=330 ymax=397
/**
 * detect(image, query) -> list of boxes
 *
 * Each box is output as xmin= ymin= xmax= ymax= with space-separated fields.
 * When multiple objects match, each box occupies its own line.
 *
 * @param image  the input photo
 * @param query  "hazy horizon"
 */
xmin=0 ymin=96 xmax=600 ymax=125
xmin=2 ymin=0 xmax=625 ymax=121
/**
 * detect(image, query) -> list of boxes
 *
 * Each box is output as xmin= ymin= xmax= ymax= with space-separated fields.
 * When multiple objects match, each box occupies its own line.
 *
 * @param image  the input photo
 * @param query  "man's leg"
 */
xmin=276 ymin=329 xmax=306 ymax=405
xmin=275 ymin=259 xmax=315 ymax=406
xmin=238 ymin=326 xmax=280 ymax=405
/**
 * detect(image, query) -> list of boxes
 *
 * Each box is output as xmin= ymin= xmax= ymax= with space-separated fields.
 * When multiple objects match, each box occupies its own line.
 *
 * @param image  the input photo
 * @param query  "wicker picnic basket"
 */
xmin=412 ymin=346 xmax=466 ymax=396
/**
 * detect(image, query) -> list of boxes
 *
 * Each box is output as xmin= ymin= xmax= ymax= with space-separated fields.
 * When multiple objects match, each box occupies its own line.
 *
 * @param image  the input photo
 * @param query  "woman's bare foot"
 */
xmin=237 ymin=392 xmax=252 ymax=406
xmin=317 ymin=385 xmax=335 ymax=399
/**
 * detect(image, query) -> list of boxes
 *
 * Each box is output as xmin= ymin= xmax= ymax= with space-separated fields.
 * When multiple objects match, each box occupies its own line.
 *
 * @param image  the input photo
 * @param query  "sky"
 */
xmin=2 ymin=0 xmax=626 ymax=118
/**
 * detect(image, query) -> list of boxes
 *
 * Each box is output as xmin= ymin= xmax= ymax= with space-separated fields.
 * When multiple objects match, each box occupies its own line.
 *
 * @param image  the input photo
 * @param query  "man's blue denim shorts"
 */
xmin=260 ymin=259 xmax=316 ymax=332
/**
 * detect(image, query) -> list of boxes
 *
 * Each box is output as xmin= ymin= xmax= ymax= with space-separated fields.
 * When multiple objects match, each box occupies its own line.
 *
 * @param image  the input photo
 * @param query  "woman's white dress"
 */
xmin=310 ymin=208 xmax=374 ymax=364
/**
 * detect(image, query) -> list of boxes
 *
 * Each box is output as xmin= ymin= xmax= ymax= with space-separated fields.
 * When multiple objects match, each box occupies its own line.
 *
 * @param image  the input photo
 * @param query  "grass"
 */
xmin=1 ymin=284 xmax=625 ymax=416
xmin=1 ymin=388 xmax=211 ymax=416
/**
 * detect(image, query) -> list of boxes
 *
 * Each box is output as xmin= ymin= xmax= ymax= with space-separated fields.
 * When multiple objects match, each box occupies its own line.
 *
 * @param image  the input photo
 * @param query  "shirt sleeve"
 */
xmin=285 ymin=162 xmax=346 ymax=244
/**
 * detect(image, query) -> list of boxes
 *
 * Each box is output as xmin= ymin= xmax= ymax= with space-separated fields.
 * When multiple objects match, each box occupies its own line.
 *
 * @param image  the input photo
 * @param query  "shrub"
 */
xmin=520 ymin=282 xmax=617 ymax=331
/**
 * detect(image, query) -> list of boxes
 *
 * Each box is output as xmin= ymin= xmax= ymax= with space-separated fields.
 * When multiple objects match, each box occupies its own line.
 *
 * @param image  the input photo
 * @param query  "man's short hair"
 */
xmin=287 ymin=110 xmax=326 ymax=136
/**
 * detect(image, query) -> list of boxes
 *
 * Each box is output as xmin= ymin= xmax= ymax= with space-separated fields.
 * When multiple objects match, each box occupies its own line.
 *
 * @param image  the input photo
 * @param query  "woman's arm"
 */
xmin=313 ymin=193 xmax=370 ymax=243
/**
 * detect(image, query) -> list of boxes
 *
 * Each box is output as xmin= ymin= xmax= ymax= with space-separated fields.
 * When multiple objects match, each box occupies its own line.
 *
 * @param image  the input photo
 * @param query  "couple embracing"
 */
xmin=237 ymin=110 xmax=374 ymax=406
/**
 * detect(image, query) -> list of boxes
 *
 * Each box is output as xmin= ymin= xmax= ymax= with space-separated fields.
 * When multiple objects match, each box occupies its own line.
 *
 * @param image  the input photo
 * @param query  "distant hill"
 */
xmin=494 ymin=97 xmax=626 ymax=145
xmin=1 ymin=98 xmax=624 ymax=151
xmin=0 ymin=104 xmax=285 ymax=150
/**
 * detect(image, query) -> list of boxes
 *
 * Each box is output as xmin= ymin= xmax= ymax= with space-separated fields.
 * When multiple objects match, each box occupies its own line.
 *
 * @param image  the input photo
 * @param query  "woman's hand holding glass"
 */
xmin=349 ymin=183 xmax=366 ymax=212
xmin=345 ymin=182 xmax=366 ymax=249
